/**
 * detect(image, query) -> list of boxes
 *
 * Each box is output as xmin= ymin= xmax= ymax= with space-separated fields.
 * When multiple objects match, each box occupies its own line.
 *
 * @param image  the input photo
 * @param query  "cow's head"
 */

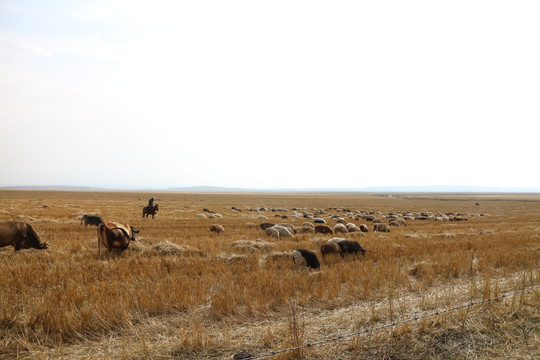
xmin=130 ymin=227 xmax=140 ymax=240
xmin=20 ymin=237 xmax=49 ymax=250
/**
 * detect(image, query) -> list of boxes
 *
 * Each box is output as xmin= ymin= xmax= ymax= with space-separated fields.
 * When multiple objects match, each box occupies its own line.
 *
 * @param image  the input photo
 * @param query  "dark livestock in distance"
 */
xmin=0 ymin=221 xmax=49 ymax=250
xmin=81 ymin=214 xmax=104 ymax=227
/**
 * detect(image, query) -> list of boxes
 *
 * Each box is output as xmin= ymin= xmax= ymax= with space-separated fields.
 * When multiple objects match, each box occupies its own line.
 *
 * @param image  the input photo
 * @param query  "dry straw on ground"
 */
xmin=0 ymin=190 xmax=538 ymax=359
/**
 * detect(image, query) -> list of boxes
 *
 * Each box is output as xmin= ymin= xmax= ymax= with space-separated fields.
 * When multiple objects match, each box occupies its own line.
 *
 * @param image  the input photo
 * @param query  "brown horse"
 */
xmin=142 ymin=204 xmax=159 ymax=219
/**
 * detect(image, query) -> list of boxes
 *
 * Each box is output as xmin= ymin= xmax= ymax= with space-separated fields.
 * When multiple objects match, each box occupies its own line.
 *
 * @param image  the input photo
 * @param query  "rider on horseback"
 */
xmin=148 ymin=196 xmax=156 ymax=208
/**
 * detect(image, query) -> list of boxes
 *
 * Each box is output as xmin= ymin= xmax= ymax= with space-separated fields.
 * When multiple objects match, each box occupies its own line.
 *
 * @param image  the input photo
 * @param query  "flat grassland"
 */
xmin=0 ymin=190 xmax=539 ymax=359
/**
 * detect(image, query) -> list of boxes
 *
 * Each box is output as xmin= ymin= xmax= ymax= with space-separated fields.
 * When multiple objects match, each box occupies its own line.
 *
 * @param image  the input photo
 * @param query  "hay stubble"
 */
xmin=0 ymin=191 xmax=538 ymax=359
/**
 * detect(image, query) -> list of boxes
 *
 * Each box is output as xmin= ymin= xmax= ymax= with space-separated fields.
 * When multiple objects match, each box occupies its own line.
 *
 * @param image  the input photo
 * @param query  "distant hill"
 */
xmin=357 ymin=185 xmax=540 ymax=193
xmin=165 ymin=186 xmax=249 ymax=192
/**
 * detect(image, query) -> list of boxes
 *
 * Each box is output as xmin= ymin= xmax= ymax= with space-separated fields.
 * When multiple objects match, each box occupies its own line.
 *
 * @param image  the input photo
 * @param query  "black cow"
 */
xmin=81 ymin=214 xmax=104 ymax=227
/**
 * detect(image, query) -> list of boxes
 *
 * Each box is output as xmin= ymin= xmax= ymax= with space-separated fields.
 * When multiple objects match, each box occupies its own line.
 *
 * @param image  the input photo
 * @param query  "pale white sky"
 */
xmin=1 ymin=1 xmax=539 ymax=190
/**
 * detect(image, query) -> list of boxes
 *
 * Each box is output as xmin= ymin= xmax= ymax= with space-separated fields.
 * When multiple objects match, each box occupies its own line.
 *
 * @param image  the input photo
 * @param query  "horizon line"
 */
xmin=1 ymin=184 xmax=540 ymax=193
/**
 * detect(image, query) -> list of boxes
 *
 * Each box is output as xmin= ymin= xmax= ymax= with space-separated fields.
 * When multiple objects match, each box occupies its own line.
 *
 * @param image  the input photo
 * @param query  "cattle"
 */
xmin=291 ymin=249 xmax=320 ymax=269
xmin=81 ymin=214 xmax=104 ymax=227
xmin=373 ymin=223 xmax=390 ymax=232
xmin=0 ymin=221 xmax=49 ymax=251
xmin=336 ymin=239 xmax=366 ymax=258
xmin=314 ymin=225 xmax=333 ymax=234
xmin=359 ymin=224 xmax=369 ymax=232
xmin=97 ymin=221 xmax=139 ymax=259
xmin=320 ymin=242 xmax=341 ymax=258
xmin=209 ymin=224 xmax=224 ymax=234
xmin=260 ymin=222 xmax=275 ymax=230
xmin=334 ymin=223 xmax=348 ymax=234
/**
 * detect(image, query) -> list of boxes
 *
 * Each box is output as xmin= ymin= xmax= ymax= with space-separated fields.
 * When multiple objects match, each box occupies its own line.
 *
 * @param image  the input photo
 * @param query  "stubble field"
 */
xmin=0 ymin=190 xmax=539 ymax=359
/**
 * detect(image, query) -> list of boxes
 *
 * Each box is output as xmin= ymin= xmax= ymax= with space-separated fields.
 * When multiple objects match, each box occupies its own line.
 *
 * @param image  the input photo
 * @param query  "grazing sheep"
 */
xmin=373 ymin=223 xmax=390 ymax=232
xmin=373 ymin=219 xmax=383 ymax=224
xmin=320 ymin=242 xmax=341 ymax=258
xmin=328 ymin=237 xmax=346 ymax=243
xmin=395 ymin=219 xmax=407 ymax=226
xmin=302 ymin=222 xmax=315 ymax=228
xmin=314 ymin=225 xmax=333 ymax=234
xmin=297 ymin=226 xmax=315 ymax=234
xmin=277 ymin=223 xmax=297 ymax=234
xmin=336 ymin=239 xmax=366 ymax=257
xmin=313 ymin=217 xmax=326 ymax=224
xmin=334 ymin=223 xmax=348 ymax=234
xmin=389 ymin=221 xmax=400 ymax=227
xmin=346 ymin=223 xmax=360 ymax=232
xmin=265 ymin=225 xmax=292 ymax=239
xmin=359 ymin=224 xmax=369 ymax=232
xmin=260 ymin=222 xmax=275 ymax=230
xmin=244 ymin=222 xmax=257 ymax=229
xmin=209 ymin=225 xmax=224 ymax=234
xmin=291 ymin=249 xmax=320 ymax=269
xmin=197 ymin=214 xmax=207 ymax=218
xmin=265 ymin=227 xmax=280 ymax=238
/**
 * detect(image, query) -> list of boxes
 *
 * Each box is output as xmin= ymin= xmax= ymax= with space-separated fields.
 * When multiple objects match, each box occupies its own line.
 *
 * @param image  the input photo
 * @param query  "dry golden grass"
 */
xmin=0 ymin=190 xmax=539 ymax=359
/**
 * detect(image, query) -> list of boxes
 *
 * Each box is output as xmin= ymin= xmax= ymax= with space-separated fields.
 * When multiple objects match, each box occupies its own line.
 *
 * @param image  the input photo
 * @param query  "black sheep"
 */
xmin=336 ymin=240 xmax=366 ymax=258
xmin=292 ymin=249 xmax=321 ymax=269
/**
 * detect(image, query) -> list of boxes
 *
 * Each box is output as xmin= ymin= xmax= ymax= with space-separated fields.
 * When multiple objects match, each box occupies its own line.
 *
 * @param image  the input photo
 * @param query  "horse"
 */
xmin=142 ymin=204 xmax=159 ymax=219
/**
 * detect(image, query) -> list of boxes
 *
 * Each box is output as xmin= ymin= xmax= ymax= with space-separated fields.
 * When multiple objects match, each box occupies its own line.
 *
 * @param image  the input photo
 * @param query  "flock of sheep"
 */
xmin=205 ymin=206 xmax=474 ymax=270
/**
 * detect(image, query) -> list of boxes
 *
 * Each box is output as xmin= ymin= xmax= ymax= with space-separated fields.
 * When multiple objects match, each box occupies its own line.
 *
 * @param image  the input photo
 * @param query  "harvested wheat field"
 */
xmin=0 ymin=190 xmax=539 ymax=359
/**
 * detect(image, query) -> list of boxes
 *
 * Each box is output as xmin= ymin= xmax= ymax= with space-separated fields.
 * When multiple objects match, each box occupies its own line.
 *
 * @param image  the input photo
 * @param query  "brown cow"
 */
xmin=0 ymin=221 xmax=48 ymax=250
xmin=97 ymin=221 xmax=139 ymax=259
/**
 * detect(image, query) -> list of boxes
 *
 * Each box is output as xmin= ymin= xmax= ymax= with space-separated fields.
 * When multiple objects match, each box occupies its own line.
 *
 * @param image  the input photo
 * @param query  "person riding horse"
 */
xmin=143 ymin=196 xmax=159 ymax=218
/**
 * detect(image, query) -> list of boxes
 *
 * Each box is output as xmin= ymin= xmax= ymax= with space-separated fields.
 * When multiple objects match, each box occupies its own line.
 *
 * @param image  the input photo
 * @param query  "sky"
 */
xmin=1 ymin=1 xmax=539 ymax=190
